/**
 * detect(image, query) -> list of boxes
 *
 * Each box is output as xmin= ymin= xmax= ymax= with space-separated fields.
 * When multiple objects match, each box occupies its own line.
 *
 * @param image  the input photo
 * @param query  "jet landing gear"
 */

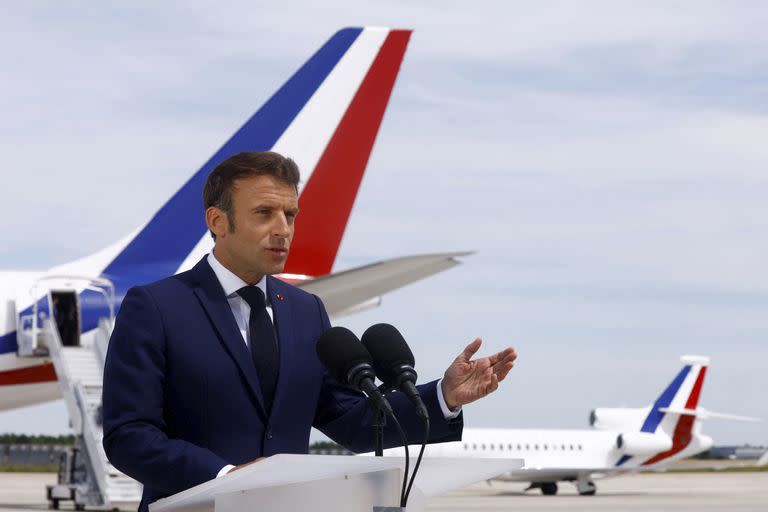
xmin=576 ymin=478 xmax=597 ymax=496
xmin=526 ymin=479 xmax=596 ymax=496
xmin=524 ymin=482 xmax=559 ymax=495
xmin=541 ymin=482 xmax=558 ymax=495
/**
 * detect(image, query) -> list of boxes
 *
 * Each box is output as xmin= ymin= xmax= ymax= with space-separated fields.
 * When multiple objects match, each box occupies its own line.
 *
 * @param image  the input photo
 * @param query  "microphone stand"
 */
xmin=373 ymin=408 xmax=385 ymax=456
xmin=372 ymin=383 xmax=391 ymax=456
xmin=370 ymin=384 xmax=408 ymax=511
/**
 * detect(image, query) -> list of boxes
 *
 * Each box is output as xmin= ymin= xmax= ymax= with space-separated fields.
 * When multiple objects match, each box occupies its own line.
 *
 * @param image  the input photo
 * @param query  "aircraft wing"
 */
xmin=296 ymin=252 xmax=472 ymax=318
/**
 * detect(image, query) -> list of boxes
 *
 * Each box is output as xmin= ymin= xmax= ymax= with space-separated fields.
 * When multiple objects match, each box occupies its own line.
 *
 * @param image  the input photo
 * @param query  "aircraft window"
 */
xmin=473 ymin=444 xmax=477 ymax=450
xmin=517 ymin=444 xmax=522 ymax=450
xmin=534 ymin=444 xmax=539 ymax=450
xmin=490 ymin=444 xmax=495 ymax=450
xmin=544 ymin=444 xmax=548 ymax=450
xmin=525 ymin=444 xmax=530 ymax=450
xmin=508 ymin=443 xmax=513 ymax=450
xmin=482 ymin=444 xmax=486 ymax=450
xmin=561 ymin=444 xmax=566 ymax=451
xmin=569 ymin=444 xmax=574 ymax=450
xmin=578 ymin=444 xmax=583 ymax=451
xmin=463 ymin=443 xmax=468 ymax=450
xmin=552 ymin=444 xmax=557 ymax=450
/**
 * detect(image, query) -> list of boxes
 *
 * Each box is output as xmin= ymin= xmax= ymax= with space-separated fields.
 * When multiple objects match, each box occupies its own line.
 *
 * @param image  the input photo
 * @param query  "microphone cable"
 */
xmin=385 ymin=410 xmax=410 ymax=508
xmin=404 ymin=415 xmax=429 ymax=505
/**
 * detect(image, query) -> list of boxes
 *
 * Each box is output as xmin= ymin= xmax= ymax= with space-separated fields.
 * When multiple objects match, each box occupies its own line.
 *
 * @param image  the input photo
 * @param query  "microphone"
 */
xmin=362 ymin=323 xmax=429 ymax=420
xmin=316 ymin=326 xmax=393 ymax=416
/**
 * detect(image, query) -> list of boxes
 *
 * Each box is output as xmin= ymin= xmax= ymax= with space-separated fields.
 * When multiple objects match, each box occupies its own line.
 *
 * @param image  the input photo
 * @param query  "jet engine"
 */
xmin=616 ymin=432 xmax=672 ymax=455
xmin=590 ymin=407 xmax=648 ymax=431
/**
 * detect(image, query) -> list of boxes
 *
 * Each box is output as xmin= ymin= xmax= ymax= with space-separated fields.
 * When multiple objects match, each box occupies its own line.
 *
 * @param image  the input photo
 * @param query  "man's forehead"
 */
xmin=232 ymin=174 xmax=298 ymax=201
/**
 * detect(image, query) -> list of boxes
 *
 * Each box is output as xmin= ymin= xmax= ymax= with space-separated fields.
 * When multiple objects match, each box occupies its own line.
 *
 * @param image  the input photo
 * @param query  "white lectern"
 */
xmin=149 ymin=454 xmax=523 ymax=512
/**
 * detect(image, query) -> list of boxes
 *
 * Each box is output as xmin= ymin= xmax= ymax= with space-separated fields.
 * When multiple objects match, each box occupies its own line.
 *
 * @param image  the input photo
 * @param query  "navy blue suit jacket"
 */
xmin=102 ymin=257 xmax=462 ymax=510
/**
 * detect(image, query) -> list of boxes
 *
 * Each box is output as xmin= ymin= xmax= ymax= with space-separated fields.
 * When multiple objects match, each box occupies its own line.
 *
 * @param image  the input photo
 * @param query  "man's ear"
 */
xmin=206 ymin=206 xmax=228 ymax=239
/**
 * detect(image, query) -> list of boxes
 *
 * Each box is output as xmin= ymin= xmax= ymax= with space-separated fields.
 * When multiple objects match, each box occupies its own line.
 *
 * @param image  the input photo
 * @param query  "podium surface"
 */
xmin=149 ymin=454 xmax=523 ymax=512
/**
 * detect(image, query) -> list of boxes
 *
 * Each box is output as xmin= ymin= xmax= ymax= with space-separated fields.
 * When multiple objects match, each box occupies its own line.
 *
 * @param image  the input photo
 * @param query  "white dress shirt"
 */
xmin=207 ymin=251 xmax=459 ymax=478
xmin=207 ymin=252 xmax=272 ymax=349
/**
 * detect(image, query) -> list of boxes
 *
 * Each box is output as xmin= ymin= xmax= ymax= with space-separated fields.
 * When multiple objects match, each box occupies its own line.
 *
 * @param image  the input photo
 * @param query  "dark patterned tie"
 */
xmin=237 ymin=286 xmax=279 ymax=413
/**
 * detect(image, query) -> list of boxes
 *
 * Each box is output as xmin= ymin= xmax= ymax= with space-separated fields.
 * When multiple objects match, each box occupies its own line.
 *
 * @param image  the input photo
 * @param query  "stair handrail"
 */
xmin=41 ymin=318 xmax=83 ymax=435
xmin=73 ymin=381 xmax=110 ymax=505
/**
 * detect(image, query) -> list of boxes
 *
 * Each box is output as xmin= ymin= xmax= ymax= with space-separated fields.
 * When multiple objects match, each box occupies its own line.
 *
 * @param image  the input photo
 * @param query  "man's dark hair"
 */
xmin=203 ymin=151 xmax=300 ymax=239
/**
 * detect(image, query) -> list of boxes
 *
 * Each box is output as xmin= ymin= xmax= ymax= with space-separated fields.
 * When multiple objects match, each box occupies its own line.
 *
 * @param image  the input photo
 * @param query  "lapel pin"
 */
xmin=276 ymin=293 xmax=284 ymax=301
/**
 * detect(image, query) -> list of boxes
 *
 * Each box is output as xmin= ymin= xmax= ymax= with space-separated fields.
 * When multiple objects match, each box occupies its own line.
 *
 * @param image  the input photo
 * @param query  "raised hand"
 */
xmin=441 ymin=338 xmax=517 ymax=410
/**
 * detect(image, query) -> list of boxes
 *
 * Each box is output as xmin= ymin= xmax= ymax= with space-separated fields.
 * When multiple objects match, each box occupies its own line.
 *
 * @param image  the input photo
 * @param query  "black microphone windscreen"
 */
xmin=361 ymin=323 xmax=415 ymax=384
xmin=316 ymin=326 xmax=372 ymax=384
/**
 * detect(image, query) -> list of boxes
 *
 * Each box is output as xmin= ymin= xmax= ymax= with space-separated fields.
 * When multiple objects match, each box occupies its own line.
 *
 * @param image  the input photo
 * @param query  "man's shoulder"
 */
xmin=129 ymin=267 xmax=199 ymax=302
xmin=266 ymin=275 xmax=319 ymax=305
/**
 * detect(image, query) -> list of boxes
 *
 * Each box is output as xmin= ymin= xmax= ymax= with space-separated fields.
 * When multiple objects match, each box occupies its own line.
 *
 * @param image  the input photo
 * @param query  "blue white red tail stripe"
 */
xmin=616 ymin=358 xmax=708 ymax=467
xmin=642 ymin=366 xmax=707 ymax=465
xmin=103 ymin=28 xmax=365 ymax=288
xmin=639 ymin=365 xmax=691 ymax=433
xmin=285 ymin=30 xmax=412 ymax=276
xmin=175 ymin=27 xmax=410 ymax=276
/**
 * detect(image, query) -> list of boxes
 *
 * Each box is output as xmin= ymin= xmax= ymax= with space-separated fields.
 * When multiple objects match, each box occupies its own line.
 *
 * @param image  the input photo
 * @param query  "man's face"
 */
xmin=209 ymin=174 xmax=299 ymax=281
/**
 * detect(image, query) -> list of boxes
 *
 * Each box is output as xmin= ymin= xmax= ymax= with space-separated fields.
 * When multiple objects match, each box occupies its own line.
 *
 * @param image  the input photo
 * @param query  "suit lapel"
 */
xmin=267 ymin=276 xmax=295 ymax=414
xmin=190 ymin=257 xmax=268 ymax=417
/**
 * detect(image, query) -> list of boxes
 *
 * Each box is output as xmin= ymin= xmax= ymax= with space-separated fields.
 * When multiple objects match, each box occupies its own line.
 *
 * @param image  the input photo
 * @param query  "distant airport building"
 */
xmin=0 ymin=441 xmax=350 ymax=469
xmin=705 ymin=445 xmax=767 ymax=460
xmin=0 ymin=443 xmax=69 ymax=467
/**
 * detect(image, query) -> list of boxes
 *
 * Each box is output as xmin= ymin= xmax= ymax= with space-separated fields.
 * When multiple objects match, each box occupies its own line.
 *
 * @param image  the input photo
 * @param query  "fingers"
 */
xmin=459 ymin=338 xmax=482 ymax=361
xmin=493 ymin=361 xmax=515 ymax=382
xmin=489 ymin=347 xmax=517 ymax=366
xmin=485 ymin=347 xmax=516 ymax=383
xmin=484 ymin=372 xmax=499 ymax=395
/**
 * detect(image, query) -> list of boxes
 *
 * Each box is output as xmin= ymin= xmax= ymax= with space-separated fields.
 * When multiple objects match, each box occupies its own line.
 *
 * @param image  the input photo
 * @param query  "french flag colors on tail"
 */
xmin=283 ymin=29 xmax=411 ymax=277
xmin=103 ymin=27 xmax=411 ymax=290
xmin=616 ymin=355 xmax=709 ymax=467
xmin=169 ymin=27 xmax=411 ymax=283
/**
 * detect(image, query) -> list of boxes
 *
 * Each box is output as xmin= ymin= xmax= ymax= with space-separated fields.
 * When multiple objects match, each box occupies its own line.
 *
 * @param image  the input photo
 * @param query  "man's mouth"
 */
xmin=267 ymin=247 xmax=288 ymax=255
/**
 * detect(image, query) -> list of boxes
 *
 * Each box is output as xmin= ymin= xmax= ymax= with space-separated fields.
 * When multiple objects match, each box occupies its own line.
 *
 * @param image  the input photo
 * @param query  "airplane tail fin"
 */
xmin=635 ymin=356 xmax=709 ymax=465
xmin=613 ymin=356 xmax=761 ymax=468
xmin=71 ymin=28 xmax=411 ymax=291
xmin=638 ymin=355 xmax=710 ymax=435
xmin=283 ymin=29 xmax=412 ymax=277
xmin=612 ymin=356 xmax=710 ymax=467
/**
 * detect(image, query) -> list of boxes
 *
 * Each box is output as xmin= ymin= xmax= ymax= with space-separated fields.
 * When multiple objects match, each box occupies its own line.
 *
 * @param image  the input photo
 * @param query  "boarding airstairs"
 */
xmin=25 ymin=277 xmax=143 ymax=510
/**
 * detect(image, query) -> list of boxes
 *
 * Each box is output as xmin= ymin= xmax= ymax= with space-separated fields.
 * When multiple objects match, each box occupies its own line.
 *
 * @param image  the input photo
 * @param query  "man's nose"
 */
xmin=272 ymin=213 xmax=291 ymax=238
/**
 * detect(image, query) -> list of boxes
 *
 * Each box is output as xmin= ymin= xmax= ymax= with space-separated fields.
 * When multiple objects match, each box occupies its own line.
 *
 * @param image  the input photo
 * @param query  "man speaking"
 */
xmin=102 ymin=152 xmax=517 ymax=511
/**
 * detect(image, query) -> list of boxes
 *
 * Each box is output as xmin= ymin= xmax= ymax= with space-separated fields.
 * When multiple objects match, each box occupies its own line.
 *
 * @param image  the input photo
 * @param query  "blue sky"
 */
xmin=1 ymin=2 xmax=766 ymax=445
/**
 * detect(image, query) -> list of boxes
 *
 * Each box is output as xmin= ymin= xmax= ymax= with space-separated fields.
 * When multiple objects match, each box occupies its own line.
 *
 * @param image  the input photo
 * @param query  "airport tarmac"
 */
xmin=0 ymin=472 xmax=766 ymax=511
xmin=428 ymin=472 xmax=768 ymax=512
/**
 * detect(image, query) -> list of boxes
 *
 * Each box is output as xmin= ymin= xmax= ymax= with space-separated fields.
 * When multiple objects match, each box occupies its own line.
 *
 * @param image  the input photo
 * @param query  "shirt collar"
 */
xmin=207 ymin=251 xmax=268 ymax=303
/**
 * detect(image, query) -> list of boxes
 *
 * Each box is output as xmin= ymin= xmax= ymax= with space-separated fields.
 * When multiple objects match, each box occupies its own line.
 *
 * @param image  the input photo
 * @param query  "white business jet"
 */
xmin=380 ymin=355 xmax=760 ymax=495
